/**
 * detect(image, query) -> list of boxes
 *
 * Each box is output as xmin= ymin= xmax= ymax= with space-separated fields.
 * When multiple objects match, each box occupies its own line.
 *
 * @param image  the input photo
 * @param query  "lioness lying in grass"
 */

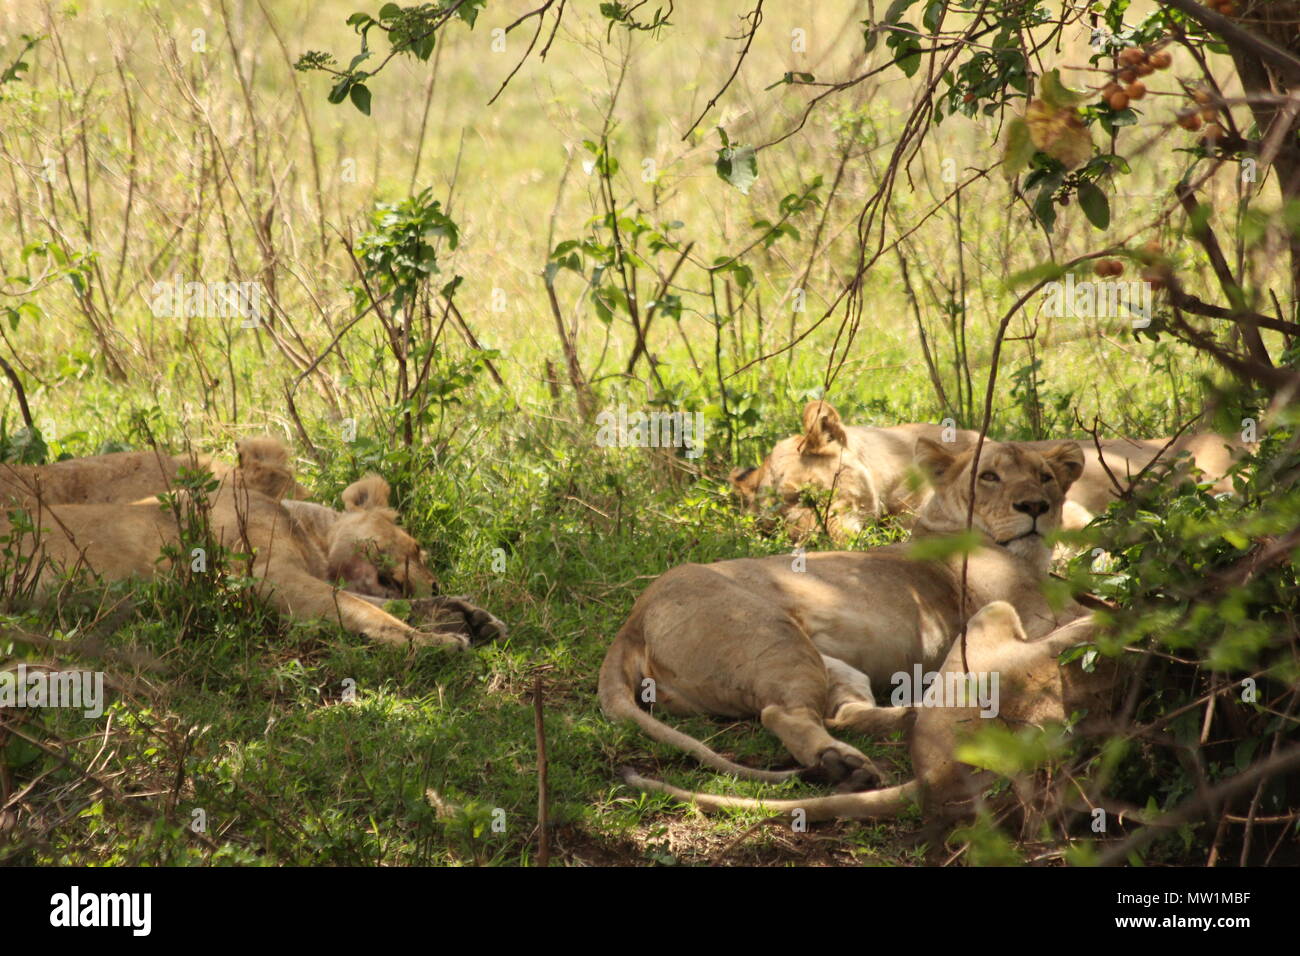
xmin=622 ymin=601 xmax=1117 ymax=822
xmin=731 ymin=399 xmax=1247 ymax=541
xmin=1 ymin=455 xmax=502 ymax=650
xmin=601 ymin=436 xmax=1088 ymax=787
xmin=0 ymin=436 xmax=310 ymax=507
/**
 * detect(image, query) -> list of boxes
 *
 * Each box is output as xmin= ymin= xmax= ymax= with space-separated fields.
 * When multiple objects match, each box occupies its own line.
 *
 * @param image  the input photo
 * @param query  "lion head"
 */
xmin=912 ymin=437 xmax=1085 ymax=569
xmin=325 ymin=475 xmax=437 ymax=599
xmin=729 ymin=400 xmax=880 ymax=540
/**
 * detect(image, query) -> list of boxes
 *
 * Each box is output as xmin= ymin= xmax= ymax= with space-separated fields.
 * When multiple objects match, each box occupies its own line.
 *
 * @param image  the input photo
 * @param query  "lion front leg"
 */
xmin=347 ymin=593 xmax=507 ymax=646
xmin=260 ymin=564 xmax=469 ymax=649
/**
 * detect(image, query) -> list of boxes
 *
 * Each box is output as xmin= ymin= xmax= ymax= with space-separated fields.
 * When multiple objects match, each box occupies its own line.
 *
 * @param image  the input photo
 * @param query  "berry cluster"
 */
xmin=1101 ymin=45 xmax=1171 ymax=111
xmin=1092 ymin=242 xmax=1170 ymax=291
xmin=1178 ymin=88 xmax=1226 ymax=144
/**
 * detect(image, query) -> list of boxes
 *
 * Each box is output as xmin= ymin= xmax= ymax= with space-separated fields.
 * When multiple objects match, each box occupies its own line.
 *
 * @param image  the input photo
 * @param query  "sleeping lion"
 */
xmin=1 ymin=447 xmax=502 ymax=649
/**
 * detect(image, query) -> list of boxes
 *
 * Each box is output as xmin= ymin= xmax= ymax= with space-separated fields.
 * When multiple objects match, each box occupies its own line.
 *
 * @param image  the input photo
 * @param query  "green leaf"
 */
xmin=885 ymin=0 xmax=918 ymax=24
xmin=862 ymin=20 xmax=878 ymax=54
xmin=922 ymin=0 xmax=945 ymax=32
xmin=1007 ymin=261 xmax=1069 ymax=288
xmin=906 ymin=530 xmax=983 ymax=561
xmin=1077 ymin=181 xmax=1110 ymax=230
xmin=1033 ymin=183 xmax=1058 ymax=233
xmin=896 ymin=50 xmax=921 ymax=77
xmin=327 ymin=76 xmax=353 ymax=104
xmin=716 ymin=143 xmax=758 ymax=195
xmin=1222 ymin=529 xmax=1249 ymax=549
xmin=350 ymin=83 xmax=372 ymax=115
xmin=1002 ymin=118 xmax=1034 ymax=180
xmin=1039 ymin=68 xmax=1091 ymax=110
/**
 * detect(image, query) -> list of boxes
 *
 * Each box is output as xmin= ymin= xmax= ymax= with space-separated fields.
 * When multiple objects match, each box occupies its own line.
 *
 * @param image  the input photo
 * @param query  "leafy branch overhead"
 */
xmin=295 ymin=2 xmax=487 ymax=113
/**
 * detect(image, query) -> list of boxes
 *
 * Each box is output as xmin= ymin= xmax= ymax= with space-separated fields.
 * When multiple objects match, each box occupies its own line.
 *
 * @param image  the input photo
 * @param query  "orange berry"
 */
xmin=1118 ymin=68 xmax=1138 ymax=84
xmin=1126 ymin=82 xmax=1147 ymax=100
xmin=1177 ymin=111 xmax=1203 ymax=131
xmin=1119 ymin=48 xmax=1145 ymax=66
xmin=1150 ymin=52 xmax=1172 ymax=70
xmin=1108 ymin=91 xmax=1130 ymax=111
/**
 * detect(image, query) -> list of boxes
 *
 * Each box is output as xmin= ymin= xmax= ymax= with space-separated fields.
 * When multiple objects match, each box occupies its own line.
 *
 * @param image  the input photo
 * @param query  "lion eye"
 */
xmin=1040 ymin=471 xmax=1054 ymax=483
xmin=979 ymin=471 xmax=999 ymax=482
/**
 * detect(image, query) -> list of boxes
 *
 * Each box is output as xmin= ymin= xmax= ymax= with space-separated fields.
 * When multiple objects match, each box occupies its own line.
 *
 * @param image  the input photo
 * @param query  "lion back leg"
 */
xmin=822 ymin=654 xmax=914 ymax=737
xmin=641 ymin=572 xmax=885 ymax=785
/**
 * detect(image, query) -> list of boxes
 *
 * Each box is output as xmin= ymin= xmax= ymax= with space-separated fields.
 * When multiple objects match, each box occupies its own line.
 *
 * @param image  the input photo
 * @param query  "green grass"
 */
xmin=0 ymin=1 xmax=1279 ymax=865
xmin=2 ymin=412 xmax=930 ymax=866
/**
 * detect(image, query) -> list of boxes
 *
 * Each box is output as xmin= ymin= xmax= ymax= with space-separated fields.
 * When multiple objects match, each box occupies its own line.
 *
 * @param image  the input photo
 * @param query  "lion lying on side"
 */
xmin=1 ymin=467 xmax=501 ymax=650
xmin=731 ymin=400 xmax=1247 ymax=541
xmin=600 ymin=437 xmax=1088 ymax=787
xmin=622 ymin=601 xmax=1117 ymax=822
xmin=0 ymin=436 xmax=310 ymax=507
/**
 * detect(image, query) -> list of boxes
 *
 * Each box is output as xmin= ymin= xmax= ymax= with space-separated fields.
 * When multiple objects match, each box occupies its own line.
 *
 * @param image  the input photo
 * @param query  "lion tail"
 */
xmin=620 ymin=767 xmax=921 ymax=822
xmin=598 ymin=632 xmax=800 ymax=784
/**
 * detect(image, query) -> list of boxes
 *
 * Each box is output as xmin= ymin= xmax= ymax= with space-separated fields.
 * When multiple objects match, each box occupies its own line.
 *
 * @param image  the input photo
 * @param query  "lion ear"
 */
xmin=966 ymin=600 xmax=1028 ymax=649
xmin=342 ymin=474 xmax=391 ymax=511
xmin=798 ymin=400 xmax=847 ymax=454
xmin=915 ymin=436 xmax=962 ymax=484
xmin=1043 ymin=442 xmax=1085 ymax=490
xmin=233 ymin=437 xmax=297 ymax=500
xmin=729 ymin=464 xmax=764 ymax=503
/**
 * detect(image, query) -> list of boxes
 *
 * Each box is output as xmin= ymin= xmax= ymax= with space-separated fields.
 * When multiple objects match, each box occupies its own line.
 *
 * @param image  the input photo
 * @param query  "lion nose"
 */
xmin=1014 ymin=498 xmax=1049 ymax=517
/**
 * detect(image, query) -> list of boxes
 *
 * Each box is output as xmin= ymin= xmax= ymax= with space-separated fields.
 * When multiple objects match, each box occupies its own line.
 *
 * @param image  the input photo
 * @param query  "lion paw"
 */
xmin=835 ymin=764 xmax=885 ymax=793
xmin=821 ymin=745 xmax=885 ymax=791
xmin=799 ymin=742 xmax=880 ymax=786
xmin=407 ymin=596 xmax=507 ymax=646
xmin=409 ymin=629 xmax=471 ymax=651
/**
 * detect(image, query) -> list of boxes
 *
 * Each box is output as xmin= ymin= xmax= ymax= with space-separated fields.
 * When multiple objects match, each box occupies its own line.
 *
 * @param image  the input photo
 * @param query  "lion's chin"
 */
xmin=1002 ymin=533 xmax=1050 ymax=566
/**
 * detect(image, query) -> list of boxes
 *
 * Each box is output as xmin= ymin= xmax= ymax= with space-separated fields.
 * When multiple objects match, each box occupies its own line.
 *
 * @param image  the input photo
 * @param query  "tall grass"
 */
xmin=0 ymin=0 xmax=1284 ymax=865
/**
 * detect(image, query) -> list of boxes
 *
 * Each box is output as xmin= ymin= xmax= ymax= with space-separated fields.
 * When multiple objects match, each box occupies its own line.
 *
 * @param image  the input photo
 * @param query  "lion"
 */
xmin=621 ymin=601 xmax=1118 ymax=822
xmin=0 ymin=470 xmax=501 ymax=650
xmin=600 ymin=436 xmax=1088 ymax=787
xmin=0 ymin=436 xmax=311 ymax=507
xmin=731 ymin=400 xmax=1248 ymax=541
